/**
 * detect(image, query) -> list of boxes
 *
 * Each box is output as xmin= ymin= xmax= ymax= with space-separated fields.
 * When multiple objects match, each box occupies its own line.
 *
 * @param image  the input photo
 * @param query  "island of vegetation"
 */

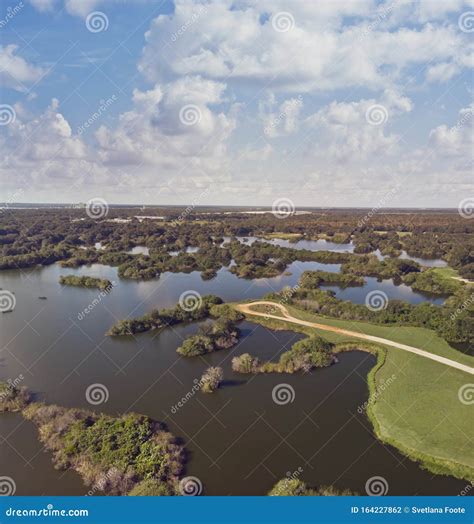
xmin=232 ymin=336 xmax=335 ymax=374
xmin=107 ymin=295 xmax=224 ymax=336
xmin=23 ymin=403 xmax=185 ymax=496
xmin=200 ymin=367 xmax=224 ymax=393
xmin=0 ymin=381 xmax=31 ymax=412
xmin=59 ymin=275 xmax=113 ymax=291
xmin=176 ymin=318 xmax=240 ymax=357
xmin=1 ymin=206 xmax=473 ymax=494
xmin=300 ymin=270 xmax=365 ymax=289
xmin=0 ymin=207 xmax=472 ymax=282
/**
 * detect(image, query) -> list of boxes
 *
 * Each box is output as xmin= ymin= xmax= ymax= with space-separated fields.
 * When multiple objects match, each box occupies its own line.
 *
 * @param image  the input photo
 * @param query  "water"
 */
xmin=321 ymin=277 xmax=446 ymax=306
xmin=222 ymin=237 xmax=447 ymax=267
xmin=398 ymin=251 xmax=447 ymax=268
xmin=127 ymin=246 xmax=150 ymax=255
xmin=0 ymin=263 xmax=464 ymax=495
xmin=222 ymin=236 xmax=354 ymax=253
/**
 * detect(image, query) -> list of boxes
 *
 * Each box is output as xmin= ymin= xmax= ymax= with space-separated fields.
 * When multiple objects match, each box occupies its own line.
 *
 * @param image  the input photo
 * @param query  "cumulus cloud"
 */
xmin=0 ymin=99 xmax=97 ymax=199
xmin=30 ymin=0 xmax=103 ymax=17
xmin=29 ymin=0 xmax=57 ymax=12
xmin=3 ymin=0 xmax=473 ymax=206
xmin=429 ymin=103 xmax=474 ymax=156
xmin=64 ymin=0 xmax=102 ymax=18
xmin=260 ymin=94 xmax=303 ymax=137
xmin=0 ymin=45 xmax=45 ymax=92
xmin=139 ymin=0 xmax=473 ymax=92
xmin=303 ymin=90 xmax=413 ymax=162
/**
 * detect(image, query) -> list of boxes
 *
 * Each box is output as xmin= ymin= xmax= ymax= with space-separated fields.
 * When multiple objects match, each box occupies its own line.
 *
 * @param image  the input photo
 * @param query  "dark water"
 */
xmin=224 ymin=237 xmax=447 ymax=269
xmin=0 ymin=263 xmax=466 ymax=496
xmin=223 ymin=236 xmax=354 ymax=253
xmin=321 ymin=277 xmax=445 ymax=306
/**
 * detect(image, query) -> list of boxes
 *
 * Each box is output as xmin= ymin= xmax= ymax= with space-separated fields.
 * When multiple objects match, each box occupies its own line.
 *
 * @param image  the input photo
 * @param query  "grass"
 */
xmin=234 ymin=301 xmax=474 ymax=481
xmin=432 ymin=266 xmax=473 ymax=284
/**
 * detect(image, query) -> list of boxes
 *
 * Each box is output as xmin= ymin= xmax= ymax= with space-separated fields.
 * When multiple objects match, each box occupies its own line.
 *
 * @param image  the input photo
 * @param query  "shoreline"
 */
xmin=234 ymin=301 xmax=474 ymax=482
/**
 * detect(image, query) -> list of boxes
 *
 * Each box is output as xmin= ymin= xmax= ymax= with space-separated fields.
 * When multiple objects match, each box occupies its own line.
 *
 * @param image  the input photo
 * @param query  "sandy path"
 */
xmin=236 ymin=301 xmax=474 ymax=376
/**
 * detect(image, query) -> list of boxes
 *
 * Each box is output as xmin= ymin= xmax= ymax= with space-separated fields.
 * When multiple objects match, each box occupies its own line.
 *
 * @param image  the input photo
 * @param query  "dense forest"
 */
xmin=0 ymin=207 xmax=472 ymax=278
xmin=1 ymin=207 xmax=472 ymax=349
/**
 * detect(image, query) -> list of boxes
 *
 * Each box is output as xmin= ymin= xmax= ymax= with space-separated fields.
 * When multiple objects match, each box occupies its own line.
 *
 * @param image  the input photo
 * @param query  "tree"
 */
xmin=200 ymin=367 xmax=224 ymax=393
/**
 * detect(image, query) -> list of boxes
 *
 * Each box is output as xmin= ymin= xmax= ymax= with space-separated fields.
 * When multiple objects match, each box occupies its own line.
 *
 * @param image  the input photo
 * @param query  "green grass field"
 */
xmin=235 ymin=301 xmax=474 ymax=481
xmin=432 ymin=266 xmax=473 ymax=284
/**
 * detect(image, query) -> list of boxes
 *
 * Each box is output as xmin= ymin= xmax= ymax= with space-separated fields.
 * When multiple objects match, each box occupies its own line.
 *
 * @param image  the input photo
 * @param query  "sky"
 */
xmin=0 ymin=0 xmax=473 ymax=208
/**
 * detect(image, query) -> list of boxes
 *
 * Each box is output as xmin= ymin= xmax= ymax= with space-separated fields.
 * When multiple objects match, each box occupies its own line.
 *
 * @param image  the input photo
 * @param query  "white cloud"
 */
xmin=0 ymin=45 xmax=45 ymax=92
xmin=3 ymin=1 xmax=473 ymax=206
xmin=139 ymin=1 xmax=473 ymax=93
xmin=93 ymin=76 xmax=237 ymax=195
xmin=29 ymin=0 xmax=57 ymax=12
xmin=303 ymin=90 xmax=413 ymax=162
xmin=64 ymin=0 xmax=102 ymax=17
xmin=260 ymin=95 xmax=303 ymax=137
xmin=429 ymin=103 xmax=474 ymax=156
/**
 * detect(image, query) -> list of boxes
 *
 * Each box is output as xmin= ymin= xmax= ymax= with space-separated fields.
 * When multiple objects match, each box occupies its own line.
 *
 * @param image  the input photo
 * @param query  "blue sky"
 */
xmin=0 ymin=0 xmax=473 ymax=207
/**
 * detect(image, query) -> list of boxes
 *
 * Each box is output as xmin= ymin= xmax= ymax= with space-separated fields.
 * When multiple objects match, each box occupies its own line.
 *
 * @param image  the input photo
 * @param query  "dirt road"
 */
xmin=236 ymin=301 xmax=474 ymax=375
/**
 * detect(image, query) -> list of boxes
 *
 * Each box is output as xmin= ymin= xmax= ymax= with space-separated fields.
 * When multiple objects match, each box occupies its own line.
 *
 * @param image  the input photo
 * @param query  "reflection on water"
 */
xmin=0 ymin=265 xmax=466 ymax=495
xmin=322 ymin=277 xmax=446 ymax=305
xmin=127 ymin=246 xmax=150 ymax=255
xmin=398 ymin=251 xmax=447 ymax=267
xmin=222 ymin=236 xmax=354 ymax=253
xmin=222 ymin=236 xmax=447 ymax=268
